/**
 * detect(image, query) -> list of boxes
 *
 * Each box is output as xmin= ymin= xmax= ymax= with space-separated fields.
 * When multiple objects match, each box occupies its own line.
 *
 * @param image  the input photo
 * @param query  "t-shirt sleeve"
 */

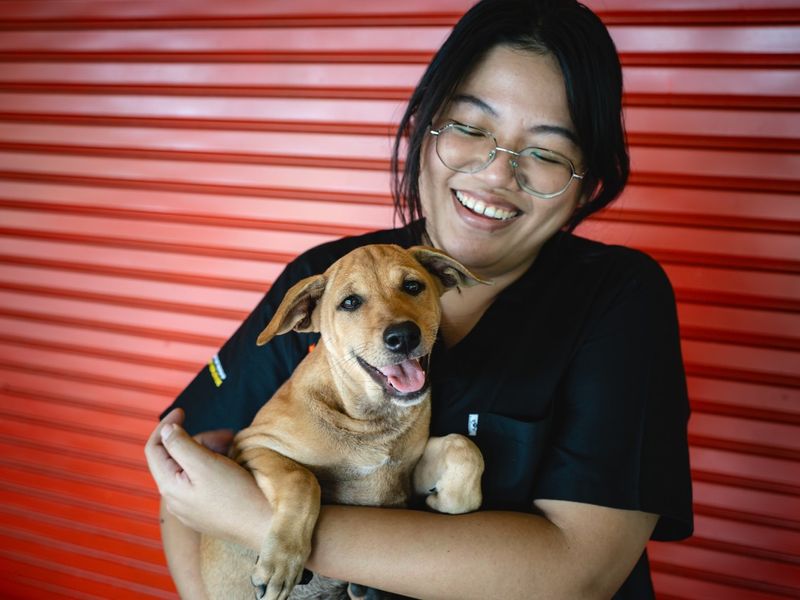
xmin=532 ymin=253 xmax=693 ymax=541
xmin=160 ymin=258 xmax=319 ymax=436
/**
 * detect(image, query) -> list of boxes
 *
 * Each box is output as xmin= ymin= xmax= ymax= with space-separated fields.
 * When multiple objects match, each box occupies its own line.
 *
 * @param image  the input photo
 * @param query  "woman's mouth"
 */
xmin=454 ymin=190 xmax=520 ymax=221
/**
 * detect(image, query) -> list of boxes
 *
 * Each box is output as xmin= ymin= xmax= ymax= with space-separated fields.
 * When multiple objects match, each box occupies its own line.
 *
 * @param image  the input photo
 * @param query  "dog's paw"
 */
xmin=424 ymin=435 xmax=483 ymax=514
xmin=250 ymin=534 xmax=310 ymax=600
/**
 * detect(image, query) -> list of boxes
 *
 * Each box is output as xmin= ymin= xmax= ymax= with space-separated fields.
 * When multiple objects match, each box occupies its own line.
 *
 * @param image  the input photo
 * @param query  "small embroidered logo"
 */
xmin=208 ymin=353 xmax=227 ymax=387
xmin=467 ymin=413 xmax=479 ymax=437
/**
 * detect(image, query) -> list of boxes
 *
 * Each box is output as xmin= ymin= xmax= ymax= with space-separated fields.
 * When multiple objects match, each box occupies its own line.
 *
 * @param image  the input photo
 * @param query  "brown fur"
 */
xmin=201 ymin=245 xmax=486 ymax=600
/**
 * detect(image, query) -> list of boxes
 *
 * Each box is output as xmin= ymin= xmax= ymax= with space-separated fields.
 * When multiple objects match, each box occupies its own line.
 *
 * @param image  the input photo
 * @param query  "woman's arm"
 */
xmin=309 ymin=501 xmax=656 ymax=600
xmin=158 ymin=420 xmax=240 ymax=600
xmin=146 ymin=410 xmax=273 ymax=598
xmin=160 ymin=498 xmax=209 ymax=600
xmin=147 ymin=412 xmax=657 ymax=600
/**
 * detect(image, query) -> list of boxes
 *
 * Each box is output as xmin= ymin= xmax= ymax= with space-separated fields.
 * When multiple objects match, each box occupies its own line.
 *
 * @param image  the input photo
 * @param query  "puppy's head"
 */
xmin=257 ymin=244 xmax=487 ymax=408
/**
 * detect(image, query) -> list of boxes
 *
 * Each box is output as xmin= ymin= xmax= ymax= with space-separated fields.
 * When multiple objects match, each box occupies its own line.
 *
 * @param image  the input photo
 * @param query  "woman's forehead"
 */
xmin=445 ymin=46 xmax=577 ymax=143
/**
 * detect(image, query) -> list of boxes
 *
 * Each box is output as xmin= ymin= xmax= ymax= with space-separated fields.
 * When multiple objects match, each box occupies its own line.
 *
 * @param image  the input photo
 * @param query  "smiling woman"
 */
xmin=148 ymin=1 xmax=693 ymax=599
xmin=419 ymin=46 xmax=588 ymax=280
xmin=396 ymin=2 xmax=630 ymax=241
xmin=2 ymin=0 xmax=797 ymax=599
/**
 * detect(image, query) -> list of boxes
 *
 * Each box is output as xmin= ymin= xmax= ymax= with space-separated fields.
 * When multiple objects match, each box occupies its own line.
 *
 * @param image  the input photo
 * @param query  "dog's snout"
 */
xmin=383 ymin=321 xmax=421 ymax=355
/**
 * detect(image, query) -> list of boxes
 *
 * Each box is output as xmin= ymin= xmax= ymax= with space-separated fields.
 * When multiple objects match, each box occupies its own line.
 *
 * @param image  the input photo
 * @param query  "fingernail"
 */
xmin=161 ymin=423 xmax=175 ymax=442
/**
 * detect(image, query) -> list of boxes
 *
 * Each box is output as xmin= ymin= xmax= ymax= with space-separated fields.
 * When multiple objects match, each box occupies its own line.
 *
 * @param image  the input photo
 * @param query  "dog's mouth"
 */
xmin=357 ymin=354 xmax=431 ymax=402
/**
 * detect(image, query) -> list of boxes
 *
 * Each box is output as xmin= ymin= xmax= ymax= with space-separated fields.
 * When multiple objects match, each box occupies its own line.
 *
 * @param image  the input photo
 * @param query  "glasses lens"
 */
xmin=435 ymin=123 xmax=495 ymax=173
xmin=515 ymin=148 xmax=574 ymax=196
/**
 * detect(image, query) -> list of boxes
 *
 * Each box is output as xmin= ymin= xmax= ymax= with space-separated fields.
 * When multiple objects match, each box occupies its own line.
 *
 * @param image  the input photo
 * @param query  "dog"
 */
xmin=200 ymin=244 xmax=487 ymax=600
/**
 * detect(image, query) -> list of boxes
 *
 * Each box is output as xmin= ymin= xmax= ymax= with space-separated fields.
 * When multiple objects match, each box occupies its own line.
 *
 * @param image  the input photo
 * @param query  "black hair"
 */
xmin=391 ymin=0 xmax=628 ymax=232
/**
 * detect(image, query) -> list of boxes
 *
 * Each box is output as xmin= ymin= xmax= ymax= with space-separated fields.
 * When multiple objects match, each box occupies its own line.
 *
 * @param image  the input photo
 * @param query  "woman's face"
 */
xmin=419 ymin=44 xmax=586 ymax=279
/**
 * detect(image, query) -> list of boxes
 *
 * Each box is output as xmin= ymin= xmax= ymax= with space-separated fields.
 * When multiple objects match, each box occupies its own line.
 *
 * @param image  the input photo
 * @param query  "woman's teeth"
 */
xmin=455 ymin=190 xmax=519 ymax=221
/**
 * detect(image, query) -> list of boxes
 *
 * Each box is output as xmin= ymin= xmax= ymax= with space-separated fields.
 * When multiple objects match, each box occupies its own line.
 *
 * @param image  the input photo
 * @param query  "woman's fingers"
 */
xmin=144 ymin=408 xmax=189 ymax=491
xmin=144 ymin=408 xmax=271 ymax=546
xmin=145 ymin=408 xmax=230 ymax=490
xmin=159 ymin=421 xmax=222 ymax=484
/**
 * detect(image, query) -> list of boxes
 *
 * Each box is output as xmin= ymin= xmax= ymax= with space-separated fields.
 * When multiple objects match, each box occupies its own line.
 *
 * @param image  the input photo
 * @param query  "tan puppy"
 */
xmin=200 ymin=244 xmax=486 ymax=600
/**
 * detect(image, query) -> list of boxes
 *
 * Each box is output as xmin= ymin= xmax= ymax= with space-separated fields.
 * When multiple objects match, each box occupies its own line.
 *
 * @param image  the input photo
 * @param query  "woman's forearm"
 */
xmin=306 ymin=502 xmax=655 ymax=600
xmin=149 ymin=416 xmax=653 ymax=599
xmin=160 ymin=498 xmax=210 ymax=600
xmin=306 ymin=506 xmax=567 ymax=600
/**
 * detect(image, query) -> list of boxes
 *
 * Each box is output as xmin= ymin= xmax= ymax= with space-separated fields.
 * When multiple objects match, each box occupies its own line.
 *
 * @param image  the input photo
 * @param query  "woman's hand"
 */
xmin=144 ymin=408 xmax=272 ymax=550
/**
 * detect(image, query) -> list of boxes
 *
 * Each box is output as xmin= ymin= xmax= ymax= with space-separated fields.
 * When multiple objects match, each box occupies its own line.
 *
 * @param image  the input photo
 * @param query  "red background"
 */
xmin=0 ymin=1 xmax=798 ymax=598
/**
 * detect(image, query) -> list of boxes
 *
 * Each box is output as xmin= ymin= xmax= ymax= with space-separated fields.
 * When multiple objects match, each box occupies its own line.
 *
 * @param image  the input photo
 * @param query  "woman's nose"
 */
xmin=476 ymin=149 xmax=520 ymax=191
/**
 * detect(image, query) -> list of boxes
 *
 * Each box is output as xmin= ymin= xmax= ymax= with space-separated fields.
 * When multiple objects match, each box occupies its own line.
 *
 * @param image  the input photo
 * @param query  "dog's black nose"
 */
xmin=383 ymin=321 xmax=421 ymax=355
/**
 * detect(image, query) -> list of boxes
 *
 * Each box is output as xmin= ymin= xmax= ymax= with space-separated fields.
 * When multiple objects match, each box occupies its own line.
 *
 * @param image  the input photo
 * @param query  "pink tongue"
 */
xmin=378 ymin=358 xmax=425 ymax=393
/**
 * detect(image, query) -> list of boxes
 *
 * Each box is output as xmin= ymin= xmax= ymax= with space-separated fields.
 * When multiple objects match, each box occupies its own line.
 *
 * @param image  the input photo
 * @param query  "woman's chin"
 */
xmin=435 ymin=238 xmax=502 ymax=273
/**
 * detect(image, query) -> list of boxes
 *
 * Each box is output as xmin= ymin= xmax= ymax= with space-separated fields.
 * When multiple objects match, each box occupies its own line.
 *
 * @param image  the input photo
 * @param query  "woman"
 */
xmin=145 ymin=0 xmax=693 ymax=598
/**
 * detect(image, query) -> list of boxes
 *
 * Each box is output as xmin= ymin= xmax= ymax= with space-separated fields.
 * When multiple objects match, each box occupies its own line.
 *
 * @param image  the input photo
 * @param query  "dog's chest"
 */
xmin=312 ymin=451 xmax=414 ymax=507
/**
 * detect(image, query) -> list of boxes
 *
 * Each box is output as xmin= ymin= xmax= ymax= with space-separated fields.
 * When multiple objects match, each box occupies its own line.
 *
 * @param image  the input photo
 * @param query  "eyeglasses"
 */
xmin=429 ymin=121 xmax=585 ymax=199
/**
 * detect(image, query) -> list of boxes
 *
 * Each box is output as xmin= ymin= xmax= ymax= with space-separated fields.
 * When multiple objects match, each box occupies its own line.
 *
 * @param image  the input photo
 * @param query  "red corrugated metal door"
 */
xmin=0 ymin=1 xmax=798 ymax=598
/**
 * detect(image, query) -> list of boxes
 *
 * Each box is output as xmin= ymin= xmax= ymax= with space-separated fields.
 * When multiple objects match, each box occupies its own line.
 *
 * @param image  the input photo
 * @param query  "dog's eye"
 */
xmin=402 ymin=280 xmax=425 ymax=296
xmin=339 ymin=295 xmax=362 ymax=311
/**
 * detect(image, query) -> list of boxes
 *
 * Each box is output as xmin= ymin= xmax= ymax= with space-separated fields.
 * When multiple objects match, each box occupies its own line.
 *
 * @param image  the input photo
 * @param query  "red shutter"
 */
xmin=0 ymin=1 xmax=797 ymax=598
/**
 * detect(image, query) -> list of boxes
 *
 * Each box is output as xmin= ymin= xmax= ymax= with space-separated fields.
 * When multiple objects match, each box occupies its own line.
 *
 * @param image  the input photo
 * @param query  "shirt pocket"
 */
xmin=474 ymin=412 xmax=551 ymax=511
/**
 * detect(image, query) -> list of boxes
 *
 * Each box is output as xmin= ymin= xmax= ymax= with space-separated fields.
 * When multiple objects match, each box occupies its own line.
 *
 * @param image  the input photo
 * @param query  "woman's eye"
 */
xmin=528 ymin=148 xmax=564 ymax=165
xmin=339 ymin=295 xmax=362 ymax=311
xmin=402 ymin=280 xmax=425 ymax=296
xmin=450 ymin=123 xmax=488 ymax=139
xmin=455 ymin=125 xmax=483 ymax=137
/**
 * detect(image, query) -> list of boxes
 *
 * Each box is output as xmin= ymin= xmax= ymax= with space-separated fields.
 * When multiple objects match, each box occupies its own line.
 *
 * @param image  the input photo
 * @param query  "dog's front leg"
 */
xmin=412 ymin=434 xmax=484 ymax=514
xmin=237 ymin=446 xmax=321 ymax=600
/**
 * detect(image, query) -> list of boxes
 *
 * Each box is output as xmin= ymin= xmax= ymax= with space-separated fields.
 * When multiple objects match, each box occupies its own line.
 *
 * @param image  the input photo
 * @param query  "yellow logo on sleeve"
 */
xmin=208 ymin=353 xmax=227 ymax=387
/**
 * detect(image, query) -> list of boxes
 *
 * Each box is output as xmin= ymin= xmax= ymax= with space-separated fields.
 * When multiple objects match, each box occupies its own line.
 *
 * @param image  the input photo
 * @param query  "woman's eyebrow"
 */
xmin=452 ymin=93 xmax=497 ymax=116
xmin=451 ymin=93 xmax=579 ymax=145
xmin=530 ymin=124 xmax=579 ymax=146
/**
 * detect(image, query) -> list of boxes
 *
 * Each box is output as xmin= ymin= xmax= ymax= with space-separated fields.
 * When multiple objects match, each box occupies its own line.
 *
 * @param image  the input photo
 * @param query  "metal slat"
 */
xmin=0 ymin=503 xmax=164 ymax=565
xmin=0 ymin=543 xmax=172 ymax=599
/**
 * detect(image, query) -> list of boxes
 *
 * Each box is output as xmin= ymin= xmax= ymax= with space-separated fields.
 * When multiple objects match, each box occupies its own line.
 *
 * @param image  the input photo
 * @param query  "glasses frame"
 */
xmin=429 ymin=120 xmax=585 ymax=199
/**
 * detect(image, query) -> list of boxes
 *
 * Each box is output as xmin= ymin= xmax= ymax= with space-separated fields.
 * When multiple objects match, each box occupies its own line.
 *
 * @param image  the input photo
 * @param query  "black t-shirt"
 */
xmin=164 ymin=223 xmax=693 ymax=599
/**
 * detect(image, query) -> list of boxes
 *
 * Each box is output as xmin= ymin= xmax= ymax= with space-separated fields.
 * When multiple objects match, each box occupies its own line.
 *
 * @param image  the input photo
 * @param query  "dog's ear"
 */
xmin=257 ymin=275 xmax=327 ymax=346
xmin=408 ymin=246 xmax=491 ymax=292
